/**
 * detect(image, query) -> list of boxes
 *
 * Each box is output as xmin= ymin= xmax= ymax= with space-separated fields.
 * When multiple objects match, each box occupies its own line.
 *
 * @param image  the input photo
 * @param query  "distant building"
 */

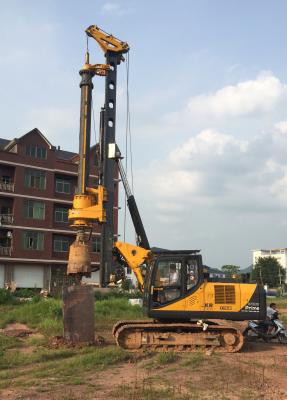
xmin=252 ymin=249 xmax=287 ymax=283
xmin=0 ymin=128 xmax=119 ymax=292
xmin=204 ymin=266 xmax=226 ymax=279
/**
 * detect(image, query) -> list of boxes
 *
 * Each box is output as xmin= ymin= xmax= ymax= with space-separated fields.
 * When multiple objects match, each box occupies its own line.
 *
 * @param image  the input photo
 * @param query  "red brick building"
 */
xmin=0 ymin=128 xmax=118 ymax=291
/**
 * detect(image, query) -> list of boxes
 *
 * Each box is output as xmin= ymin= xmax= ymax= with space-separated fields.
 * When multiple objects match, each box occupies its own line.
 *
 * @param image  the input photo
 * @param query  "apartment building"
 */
xmin=0 ymin=128 xmax=118 ymax=292
xmin=252 ymin=248 xmax=287 ymax=284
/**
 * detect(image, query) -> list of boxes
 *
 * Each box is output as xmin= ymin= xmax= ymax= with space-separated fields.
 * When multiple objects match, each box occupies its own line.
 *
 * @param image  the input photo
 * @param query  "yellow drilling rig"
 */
xmin=67 ymin=25 xmax=266 ymax=353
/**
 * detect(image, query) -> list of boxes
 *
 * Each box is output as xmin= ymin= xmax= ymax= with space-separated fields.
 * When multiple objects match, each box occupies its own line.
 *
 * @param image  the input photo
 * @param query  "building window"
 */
xmin=24 ymin=169 xmax=46 ymax=190
xmin=26 ymin=145 xmax=47 ymax=159
xmin=92 ymin=237 xmax=101 ymax=253
xmin=55 ymin=179 xmax=71 ymax=194
xmin=23 ymin=231 xmax=44 ymax=250
xmin=53 ymin=235 xmax=70 ymax=252
xmin=2 ymin=176 xmax=12 ymax=184
xmin=54 ymin=206 xmax=69 ymax=223
xmin=24 ymin=200 xmax=45 ymax=220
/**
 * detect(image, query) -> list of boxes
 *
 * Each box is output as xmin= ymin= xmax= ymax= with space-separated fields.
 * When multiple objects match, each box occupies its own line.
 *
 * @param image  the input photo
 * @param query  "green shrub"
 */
xmin=31 ymin=295 xmax=41 ymax=303
xmin=0 ymin=289 xmax=18 ymax=305
xmin=14 ymin=288 xmax=41 ymax=298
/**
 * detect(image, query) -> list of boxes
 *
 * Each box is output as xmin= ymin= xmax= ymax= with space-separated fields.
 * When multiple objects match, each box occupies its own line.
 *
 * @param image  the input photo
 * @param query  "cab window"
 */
xmin=152 ymin=260 xmax=182 ymax=305
xmin=156 ymin=260 xmax=181 ymax=287
xmin=186 ymin=259 xmax=199 ymax=291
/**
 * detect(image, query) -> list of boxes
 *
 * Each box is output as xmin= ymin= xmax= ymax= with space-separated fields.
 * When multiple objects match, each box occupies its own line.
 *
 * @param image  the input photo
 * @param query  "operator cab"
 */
xmin=143 ymin=250 xmax=203 ymax=313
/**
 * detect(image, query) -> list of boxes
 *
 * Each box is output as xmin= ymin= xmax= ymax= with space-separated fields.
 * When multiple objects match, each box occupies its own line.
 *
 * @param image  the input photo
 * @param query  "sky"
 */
xmin=1 ymin=0 xmax=287 ymax=268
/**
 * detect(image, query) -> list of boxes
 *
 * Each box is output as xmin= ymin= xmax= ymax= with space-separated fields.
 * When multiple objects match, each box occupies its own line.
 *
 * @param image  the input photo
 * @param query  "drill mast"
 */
xmin=67 ymin=26 xmax=129 ymax=286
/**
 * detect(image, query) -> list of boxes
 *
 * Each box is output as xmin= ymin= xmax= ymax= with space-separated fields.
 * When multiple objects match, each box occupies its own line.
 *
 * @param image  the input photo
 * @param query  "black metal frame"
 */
xmin=100 ymin=51 xmax=121 ymax=286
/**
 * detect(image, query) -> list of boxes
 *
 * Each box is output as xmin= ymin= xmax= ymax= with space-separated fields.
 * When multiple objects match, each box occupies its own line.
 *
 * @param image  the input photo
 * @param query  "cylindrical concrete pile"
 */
xmin=63 ymin=285 xmax=95 ymax=343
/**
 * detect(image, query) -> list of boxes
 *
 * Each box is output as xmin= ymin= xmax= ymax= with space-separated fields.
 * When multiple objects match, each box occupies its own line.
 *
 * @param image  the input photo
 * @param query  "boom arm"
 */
xmin=114 ymin=241 xmax=150 ymax=291
xmin=117 ymin=160 xmax=150 ymax=250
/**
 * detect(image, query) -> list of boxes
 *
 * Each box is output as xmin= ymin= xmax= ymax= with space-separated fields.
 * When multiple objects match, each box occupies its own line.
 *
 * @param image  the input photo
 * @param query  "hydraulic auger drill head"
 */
xmin=67 ymin=185 xmax=107 ymax=277
xmin=67 ymin=48 xmax=108 ymax=279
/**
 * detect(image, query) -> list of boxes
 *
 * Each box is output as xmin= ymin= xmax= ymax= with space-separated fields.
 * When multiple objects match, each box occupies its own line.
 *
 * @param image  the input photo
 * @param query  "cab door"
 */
xmin=150 ymin=257 xmax=183 ymax=308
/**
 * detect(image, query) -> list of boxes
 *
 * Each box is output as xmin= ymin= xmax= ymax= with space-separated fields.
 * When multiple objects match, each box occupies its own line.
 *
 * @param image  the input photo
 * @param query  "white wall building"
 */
xmin=252 ymin=248 xmax=287 ymax=284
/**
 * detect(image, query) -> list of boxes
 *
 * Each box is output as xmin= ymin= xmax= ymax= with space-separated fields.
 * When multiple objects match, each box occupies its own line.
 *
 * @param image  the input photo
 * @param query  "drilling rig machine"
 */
xmin=67 ymin=25 xmax=266 ymax=353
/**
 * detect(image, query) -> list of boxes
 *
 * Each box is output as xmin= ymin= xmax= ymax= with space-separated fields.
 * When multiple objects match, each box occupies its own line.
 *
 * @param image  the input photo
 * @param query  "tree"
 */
xmin=221 ymin=265 xmax=240 ymax=278
xmin=251 ymin=256 xmax=285 ymax=288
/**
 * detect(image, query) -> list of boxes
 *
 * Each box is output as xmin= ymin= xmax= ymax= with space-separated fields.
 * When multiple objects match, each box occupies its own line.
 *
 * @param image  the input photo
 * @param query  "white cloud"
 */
xmin=164 ymin=72 xmax=287 ymax=131
xmin=101 ymin=2 xmax=132 ymax=16
xmin=151 ymin=168 xmax=202 ymax=199
xmin=270 ymin=171 xmax=287 ymax=201
xmin=189 ymin=71 xmax=286 ymax=118
xmin=136 ymin=125 xmax=287 ymax=221
xmin=274 ymin=120 xmax=287 ymax=137
xmin=169 ymin=129 xmax=248 ymax=166
xmin=102 ymin=2 xmax=120 ymax=12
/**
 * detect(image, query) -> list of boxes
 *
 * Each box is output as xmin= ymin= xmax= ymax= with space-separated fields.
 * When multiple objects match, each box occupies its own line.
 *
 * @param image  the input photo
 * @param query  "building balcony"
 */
xmin=0 ymin=214 xmax=13 ymax=224
xmin=0 ymin=181 xmax=15 ymax=192
xmin=0 ymin=246 xmax=12 ymax=256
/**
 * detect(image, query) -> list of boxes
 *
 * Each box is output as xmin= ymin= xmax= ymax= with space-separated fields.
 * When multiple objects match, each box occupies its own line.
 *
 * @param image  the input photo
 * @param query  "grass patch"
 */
xmin=180 ymin=352 xmax=204 ymax=367
xmin=95 ymin=298 xmax=143 ymax=319
xmin=0 ymin=350 xmax=31 ymax=369
xmin=0 ymin=369 xmax=21 ymax=380
xmin=112 ymin=382 xmax=191 ymax=400
xmin=36 ymin=348 xmax=76 ymax=362
xmin=0 ymin=333 xmax=22 ymax=354
xmin=0 ymin=298 xmax=62 ymax=332
xmin=37 ymin=317 xmax=62 ymax=336
xmin=144 ymin=352 xmax=178 ymax=369
xmin=25 ymin=335 xmax=47 ymax=346
xmin=94 ymin=297 xmax=146 ymax=341
xmin=156 ymin=352 xmax=179 ymax=364
xmin=0 ymin=296 xmax=144 ymax=338
xmin=94 ymin=290 xmax=143 ymax=301
xmin=53 ymin=346 xmax=130 ymax=375
xmin=164 ymin=367 xmax=178 ymax=373
xmin=0 ymin=347 xmax=76 ymax=370
xmin=34 ymin=346 xmax=130 ymax=378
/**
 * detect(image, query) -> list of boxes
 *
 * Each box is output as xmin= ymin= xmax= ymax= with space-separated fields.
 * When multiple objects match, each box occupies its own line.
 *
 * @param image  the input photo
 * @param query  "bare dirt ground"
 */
xmin=2 ymin=340 xmax=287 ymax=400
xmin=1 ymin=311 xmax=287 ymax=400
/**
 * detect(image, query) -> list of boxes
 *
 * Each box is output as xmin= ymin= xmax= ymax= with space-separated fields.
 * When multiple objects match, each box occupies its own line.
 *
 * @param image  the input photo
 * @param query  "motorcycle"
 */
xmin=243 ymin=318 xmax=287 ymax=344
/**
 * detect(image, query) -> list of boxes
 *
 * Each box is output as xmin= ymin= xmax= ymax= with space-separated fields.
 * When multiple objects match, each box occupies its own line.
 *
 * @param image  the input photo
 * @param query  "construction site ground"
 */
xmin=0 ymin=296 xmax=286 ymax=400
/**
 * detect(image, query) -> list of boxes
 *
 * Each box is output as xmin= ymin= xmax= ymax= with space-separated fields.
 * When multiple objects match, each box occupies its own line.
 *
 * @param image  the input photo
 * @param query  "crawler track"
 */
xmin=113 ymin=320 xmax=244 ymax=353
